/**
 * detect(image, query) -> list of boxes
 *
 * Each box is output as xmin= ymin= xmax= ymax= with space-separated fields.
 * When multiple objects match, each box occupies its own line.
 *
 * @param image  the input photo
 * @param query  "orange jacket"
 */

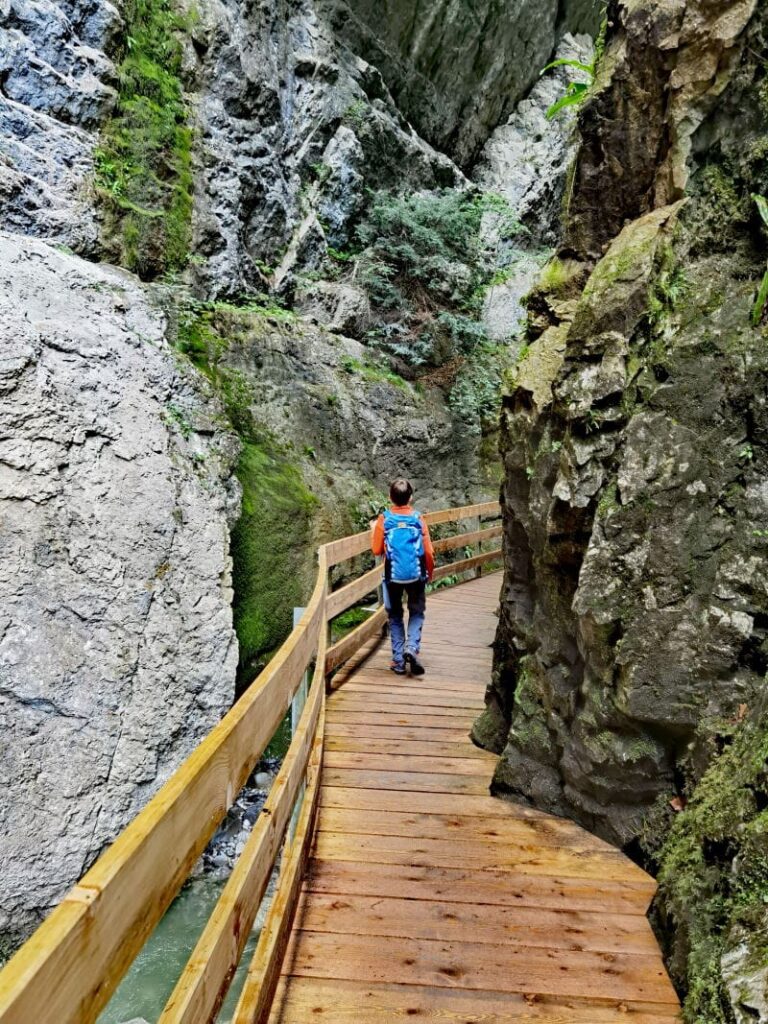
xmin=371 ymin=505 xmax=434 ymax=580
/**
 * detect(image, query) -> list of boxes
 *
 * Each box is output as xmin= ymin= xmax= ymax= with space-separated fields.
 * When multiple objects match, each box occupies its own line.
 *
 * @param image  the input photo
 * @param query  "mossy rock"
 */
xmin=232 ymin=441 xmax=318 ymax=688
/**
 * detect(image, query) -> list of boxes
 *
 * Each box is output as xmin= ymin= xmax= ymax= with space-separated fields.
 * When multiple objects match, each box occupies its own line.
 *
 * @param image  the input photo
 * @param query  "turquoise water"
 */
xmin=98 ymin=877 xmax=265 ymax=1024
xmin=98 ymin=711 xmax=292 ymax=1023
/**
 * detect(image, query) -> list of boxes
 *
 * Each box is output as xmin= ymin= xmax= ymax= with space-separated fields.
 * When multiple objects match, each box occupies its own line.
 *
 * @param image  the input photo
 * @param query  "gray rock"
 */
xmin=295 ymin=279 xmax=372 ymax=335
xmin=0 ymin=233 xmax=239 ymax=942
xmin=216 ymin=311 xmax=489 ymax=511
xmin=482 ymin=250 xmax=548 ymax=345
xmin=321 ymin=0 xmax=600 ymax=166
xmin=722 ymin=935 xmax=768 ymax=1024
xmin=474 ymin=34 xmax=594 ymax=247
xmin=0 ymin=0 xmax=119 ymax=253
xmin=188 ymin=0 xmax=465 ymax=298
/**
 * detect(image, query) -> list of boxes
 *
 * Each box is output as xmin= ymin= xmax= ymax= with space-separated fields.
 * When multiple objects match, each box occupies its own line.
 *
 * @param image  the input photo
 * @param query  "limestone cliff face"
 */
xmin=0 ymin=0 xmax=593 ymax=948
xmin=473 ymin=1 xmax=768 ymax=1018
xmin=0 ymin=233 xmax=239 ymax=946
xmin=319 ymin=0 xmax=600 ymax=167
xmin=0 ymin=0 xmax=119 ymax=251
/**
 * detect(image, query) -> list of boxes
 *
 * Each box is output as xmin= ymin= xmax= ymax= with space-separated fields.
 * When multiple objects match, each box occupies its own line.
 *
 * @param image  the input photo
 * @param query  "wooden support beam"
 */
xmin=422 ymin=501 xmax=500 ymax=527
xmin=326 ymin=607 xmax=387 ymax=674
xmin=231 ymin=709 xmax=325 ymax=1024
xmin=432 ymin=524 xmax=502 ymax=554
xmin=431 ymin=548 xmax=502 ymax=582
xmin=326 ymin=565 xmax=383 ymax=621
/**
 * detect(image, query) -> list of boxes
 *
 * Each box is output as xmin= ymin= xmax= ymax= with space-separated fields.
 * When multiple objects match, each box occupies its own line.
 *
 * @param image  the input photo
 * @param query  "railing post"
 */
xmin=325 ymin=559 xmax=333 ymax=693
xmin=475 ymin=514 xmax=483 ymax=578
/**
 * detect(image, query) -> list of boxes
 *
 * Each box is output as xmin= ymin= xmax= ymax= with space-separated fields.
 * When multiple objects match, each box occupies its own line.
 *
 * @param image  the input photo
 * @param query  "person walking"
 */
xmin=371 ymin=478 xmax=434 ymax=675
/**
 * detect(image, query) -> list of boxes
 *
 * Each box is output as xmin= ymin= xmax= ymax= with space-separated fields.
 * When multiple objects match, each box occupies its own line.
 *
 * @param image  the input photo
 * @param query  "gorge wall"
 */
xmin=472 ymin=1 xmax=768 ymax=1019
xmin=0 ymin=0 xmax=592 ymax=950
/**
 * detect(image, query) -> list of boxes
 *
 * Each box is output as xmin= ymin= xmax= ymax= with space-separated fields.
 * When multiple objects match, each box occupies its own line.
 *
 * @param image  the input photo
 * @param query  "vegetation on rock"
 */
xmin=177 ymin=300 xmax=318 ymax=687
xmin=355 ymin=188 xmax=518 ymax=367
xmin=646 ymin=698 xmax=768 ymax=1023
xmin=94 ymin=0 xmax=194 ymax=278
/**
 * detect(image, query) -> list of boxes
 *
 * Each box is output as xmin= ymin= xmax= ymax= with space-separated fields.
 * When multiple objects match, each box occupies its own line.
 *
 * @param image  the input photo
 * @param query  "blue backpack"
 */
xmin=382 ymin=509 xmax=425 ymax=583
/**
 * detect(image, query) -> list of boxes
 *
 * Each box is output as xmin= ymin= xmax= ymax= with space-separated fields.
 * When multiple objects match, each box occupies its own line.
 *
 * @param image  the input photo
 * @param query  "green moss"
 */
xmin=597 ymin=481 xmax=619 ymax=517
xmin=231 ymin=441 xmax=318 ymax=684
xmin=537 ymin=256 xmax=571 ymax=294
xmin=340 ymin=355 xmax=410 ymax=390
xmin=94 ymin=0 xmax=194 ymax=277
xmin=174 ymin=301 xmax=319 ymax=686
xmin=655 ymin=707 xmax=768 ymax=1022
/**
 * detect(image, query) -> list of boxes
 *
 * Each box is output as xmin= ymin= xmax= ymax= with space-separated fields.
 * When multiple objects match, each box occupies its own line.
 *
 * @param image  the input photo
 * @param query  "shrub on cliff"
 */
xmin=355 ymin=189 xmax=518 ymax=368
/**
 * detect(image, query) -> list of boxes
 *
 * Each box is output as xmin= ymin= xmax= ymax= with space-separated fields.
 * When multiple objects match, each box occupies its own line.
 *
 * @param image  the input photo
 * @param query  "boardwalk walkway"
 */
xmin=271 ymin=575 xmax=681 ymax=1023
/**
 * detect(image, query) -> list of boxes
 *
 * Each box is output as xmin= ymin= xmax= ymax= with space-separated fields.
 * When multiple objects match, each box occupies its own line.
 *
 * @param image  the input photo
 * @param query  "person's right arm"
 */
xmin=371 ymin=513 xmax=385 ymax=556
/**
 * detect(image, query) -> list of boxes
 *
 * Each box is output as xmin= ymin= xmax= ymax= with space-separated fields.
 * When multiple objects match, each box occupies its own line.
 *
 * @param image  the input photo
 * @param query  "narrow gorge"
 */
xmin=0 ymin=0 xmax=766 ymax=1021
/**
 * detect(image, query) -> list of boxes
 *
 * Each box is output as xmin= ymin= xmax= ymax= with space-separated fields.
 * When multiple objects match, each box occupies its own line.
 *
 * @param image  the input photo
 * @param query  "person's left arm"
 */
xmin=421 ymin=517 xmax=434 ymax=580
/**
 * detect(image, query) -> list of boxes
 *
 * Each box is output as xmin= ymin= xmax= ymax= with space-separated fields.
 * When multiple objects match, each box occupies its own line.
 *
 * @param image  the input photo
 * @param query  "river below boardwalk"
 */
xmin=99 ymin=711 xmax=293 ymax=1023
xmin=99 ymin=874 xmax=269 ymax=1024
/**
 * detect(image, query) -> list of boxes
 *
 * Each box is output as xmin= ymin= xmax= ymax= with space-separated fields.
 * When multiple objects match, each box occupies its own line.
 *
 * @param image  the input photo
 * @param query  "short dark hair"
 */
xmin=389 ymin=478 xmax=413 ymax=506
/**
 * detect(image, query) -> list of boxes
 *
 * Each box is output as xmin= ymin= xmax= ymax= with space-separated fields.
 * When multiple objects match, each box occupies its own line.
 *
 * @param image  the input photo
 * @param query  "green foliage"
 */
xmin=355 ymin=189 xmax=518 ymax=367
xmin=538 ymin=256 xmax=572 ymax=294
xmin=649 ymin=244 xmax=687 ymax=331
xmin=340 ymin=355 xmax=410 ymax=390
xmin=164 ymin=402 xmax=193 ymax=439
xmin=94 ymin=0 xmax=194 ymax=277
xmin=541 ymin=57 xmax=595 ymax=120
xmin=655 ymin=701 xmax=768 ymax=1022
xmin=448 ymin=343 xmax=509 ymax=433
xmin=331 ymin=607 xmax=373 ymax=643
xmin=751 ymin=193 xmax=768 ymax=326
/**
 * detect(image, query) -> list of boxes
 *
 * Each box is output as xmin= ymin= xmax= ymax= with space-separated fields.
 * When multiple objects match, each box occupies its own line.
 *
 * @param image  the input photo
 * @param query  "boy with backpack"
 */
xmin=371 ymin=478 xmax=435 ymax=675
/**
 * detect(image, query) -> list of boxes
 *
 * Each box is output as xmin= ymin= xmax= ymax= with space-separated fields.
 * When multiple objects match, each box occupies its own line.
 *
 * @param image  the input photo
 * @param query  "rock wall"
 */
xmin=320 ymin=0 xmax=602 ymax=167
xmin=0 ymin=0 xmax=595 ymax=954
xmin=0 ymin=0 xmax=119 ymax=252
xmin=188 ymin=0 xmax=465 ymax=298
xmin=472 ymin=1 xmax=768 ymax=1018
xmin=0 ymin=232 xmax=239 ymax=945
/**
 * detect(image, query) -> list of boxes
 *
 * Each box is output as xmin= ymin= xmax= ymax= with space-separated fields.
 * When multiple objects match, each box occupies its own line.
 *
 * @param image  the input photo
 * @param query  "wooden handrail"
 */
xmin=0 ymin=500 xmax=501 ymax=1024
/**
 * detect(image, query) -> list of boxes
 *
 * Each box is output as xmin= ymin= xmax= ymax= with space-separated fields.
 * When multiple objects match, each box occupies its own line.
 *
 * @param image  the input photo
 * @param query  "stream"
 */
xmin=99 ymin=714 xmax=292 ymax=1024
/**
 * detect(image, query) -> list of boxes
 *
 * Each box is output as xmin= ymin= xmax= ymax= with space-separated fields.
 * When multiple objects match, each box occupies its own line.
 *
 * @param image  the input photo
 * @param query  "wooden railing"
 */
xmin=0 ymin=500 xmax=502 ymax=1024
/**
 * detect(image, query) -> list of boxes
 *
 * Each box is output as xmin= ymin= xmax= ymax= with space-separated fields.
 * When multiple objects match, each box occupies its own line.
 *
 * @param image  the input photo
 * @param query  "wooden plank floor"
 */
xmin=270 ymin=575 xmax=680 ymax=1023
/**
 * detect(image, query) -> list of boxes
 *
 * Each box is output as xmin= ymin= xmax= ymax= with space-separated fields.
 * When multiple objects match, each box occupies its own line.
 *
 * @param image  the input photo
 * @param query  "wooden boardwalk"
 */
xmin=270 ymin=575 xmax=681 ymax=1023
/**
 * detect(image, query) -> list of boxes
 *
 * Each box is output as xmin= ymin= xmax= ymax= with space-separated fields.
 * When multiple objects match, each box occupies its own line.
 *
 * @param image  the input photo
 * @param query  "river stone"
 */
xmin=0 ymin=232 xmax=239 ymax=944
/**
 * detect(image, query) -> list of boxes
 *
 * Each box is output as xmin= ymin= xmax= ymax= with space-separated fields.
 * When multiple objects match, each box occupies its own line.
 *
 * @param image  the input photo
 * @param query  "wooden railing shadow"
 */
xmin=0 ymin=501 xmax=502 ymax=1024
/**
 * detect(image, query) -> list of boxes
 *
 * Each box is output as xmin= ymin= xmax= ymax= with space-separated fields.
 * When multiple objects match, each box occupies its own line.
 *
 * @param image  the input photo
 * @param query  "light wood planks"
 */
xmin=269 ymin=575 xmax=679 ymax=1024
xmin=270 ymin=977 xmax=680 ymax=1024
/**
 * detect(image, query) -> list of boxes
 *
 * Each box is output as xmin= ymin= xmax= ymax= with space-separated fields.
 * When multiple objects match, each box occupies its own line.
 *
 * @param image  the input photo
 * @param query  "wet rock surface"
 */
xmin=0 ymin=232 xmax=239 ymax=943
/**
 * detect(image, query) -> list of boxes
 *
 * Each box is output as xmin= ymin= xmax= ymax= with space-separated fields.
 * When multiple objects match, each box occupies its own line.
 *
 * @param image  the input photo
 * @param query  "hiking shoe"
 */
xmin=390 ymin=661 xmax=406 ymax=675
xmin=405 ymin=652 xmax=425 ymax=676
